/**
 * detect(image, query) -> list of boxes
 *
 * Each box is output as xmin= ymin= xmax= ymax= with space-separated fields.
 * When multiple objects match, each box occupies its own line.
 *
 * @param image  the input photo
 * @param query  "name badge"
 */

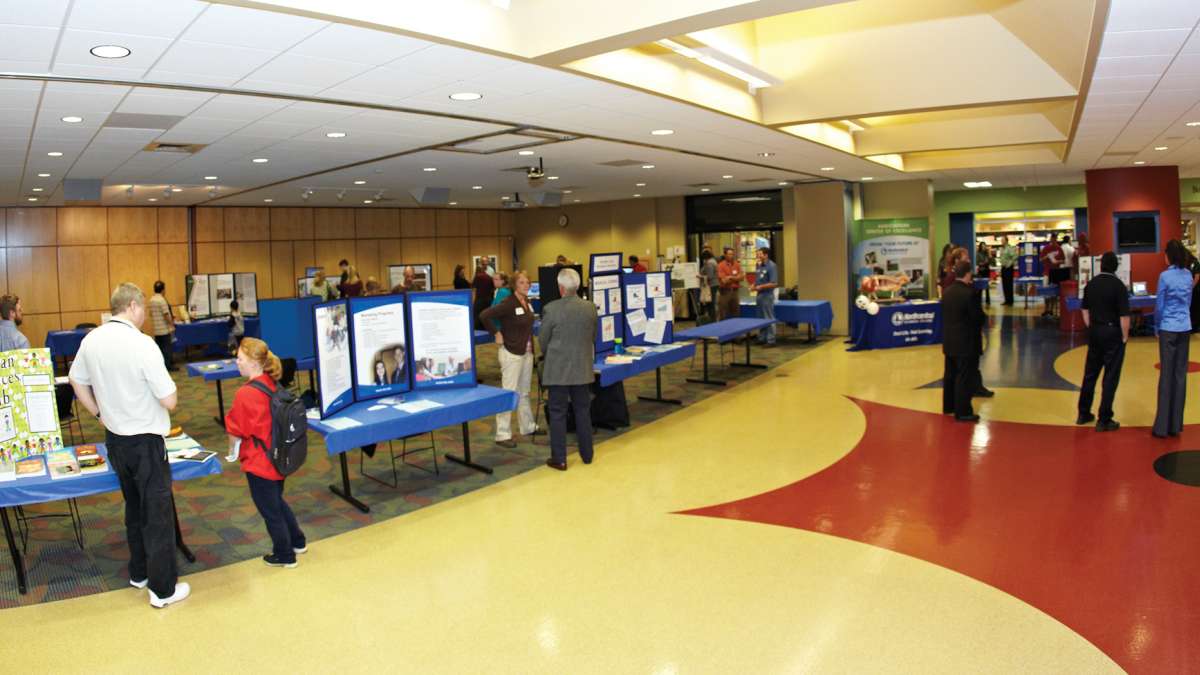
xmin=515 ymin=307 xmax=525 ymax=315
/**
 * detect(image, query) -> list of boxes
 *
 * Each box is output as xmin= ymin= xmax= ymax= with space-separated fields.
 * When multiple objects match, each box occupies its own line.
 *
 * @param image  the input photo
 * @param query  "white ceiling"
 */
xmin=0 ymin=0 xmax=1197 ymax=205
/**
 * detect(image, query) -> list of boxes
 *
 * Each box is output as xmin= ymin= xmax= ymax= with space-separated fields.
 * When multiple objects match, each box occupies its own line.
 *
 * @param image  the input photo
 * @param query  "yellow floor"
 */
xmin=0 ymin=336 xmax=1129 ymax=673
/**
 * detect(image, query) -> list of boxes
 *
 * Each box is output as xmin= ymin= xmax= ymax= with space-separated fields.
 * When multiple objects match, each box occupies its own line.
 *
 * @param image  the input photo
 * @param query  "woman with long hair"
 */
xmin=339 ymin=265 xmax=363 ymax=297
xmin=1153 ymin=239 xmax=1195 ymax=438
xmin=453 ymin=264 xmax=471 ymax=290
xmin=224 ymin=337 xmax=307 ymax=567
xmin=480 ymin=270 xmax=537 ymax=448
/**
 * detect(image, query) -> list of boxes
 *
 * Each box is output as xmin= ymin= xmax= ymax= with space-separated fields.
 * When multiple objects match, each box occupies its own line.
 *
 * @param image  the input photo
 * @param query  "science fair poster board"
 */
xmin=408 ymin=290 xmax=476 ymax=391
xmin=186 ymin=275 xmax=210 ymax=319
xmin=209 ymin=273 xmax=235 ymax=316
xmin=186 ymin=273 xmax=258 ymax=318
xmin=260 ymin=297 xmax=319 ymax=361
xmin=234 ymin=273 xmax=258 ymax=315
xmin=622 ymin=271 xmax=674 ymax=346
xmin=387 ymin=263 xmax=432 ymax=292
xmin=312 ymin=299 xmax=354 ymax=418
xmin=590 ymin=252 xmax=623 ymax=277
xmin=590 ymin=272 xmax=625 ymax=353
xmin=0 ymin=349 xmax=63 ymax=463
xmin=349 ymin=295 xmax=411 ymax=402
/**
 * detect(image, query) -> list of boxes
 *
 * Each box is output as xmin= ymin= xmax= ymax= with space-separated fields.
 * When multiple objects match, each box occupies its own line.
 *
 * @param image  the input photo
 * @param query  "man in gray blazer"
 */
xmin=540 ymin=267 xmax=597 ymax=470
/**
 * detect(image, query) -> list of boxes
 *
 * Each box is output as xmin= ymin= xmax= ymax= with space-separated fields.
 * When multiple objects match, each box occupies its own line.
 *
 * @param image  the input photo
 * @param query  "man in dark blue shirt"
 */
xmin=1076 ymin=252 xmax=1129 ymax=432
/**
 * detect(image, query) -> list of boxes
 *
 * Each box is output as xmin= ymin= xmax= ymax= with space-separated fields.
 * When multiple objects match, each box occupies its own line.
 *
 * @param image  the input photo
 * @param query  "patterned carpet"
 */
xmin=0 ymin=325 xmax=820 ymax=607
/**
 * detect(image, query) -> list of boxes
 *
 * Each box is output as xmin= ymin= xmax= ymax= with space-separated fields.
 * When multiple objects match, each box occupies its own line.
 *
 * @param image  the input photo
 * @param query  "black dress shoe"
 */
xmin=545 ymin=459 xmax=567 ymax=471
xmin=1096 ymin=420 xmax=1120 ymax=432
xmin=582 ymin=457 xmax=593 ymax=465
xmin=955 ymin=414 xmax=980 ymax=422
xmin=1152 ymin=431 xmax=1169 ymax=439
xmin=973 ymin=388 xmax=995 ymax=398
xmin=1076 ymin=413 xmax=1095 ymax=425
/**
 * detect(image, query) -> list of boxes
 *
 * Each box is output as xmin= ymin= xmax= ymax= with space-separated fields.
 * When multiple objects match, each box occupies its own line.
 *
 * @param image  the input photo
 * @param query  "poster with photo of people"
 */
xmin=408 ymin=290 xmax=476 ymax=390
xmin=349 ymin=295 xmax=411 ymax=401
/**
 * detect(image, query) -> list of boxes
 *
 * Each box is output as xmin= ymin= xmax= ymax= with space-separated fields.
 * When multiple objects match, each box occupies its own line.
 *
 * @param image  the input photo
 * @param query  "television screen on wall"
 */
xmin=1114 ymin=211 xmax=1159 ymax=253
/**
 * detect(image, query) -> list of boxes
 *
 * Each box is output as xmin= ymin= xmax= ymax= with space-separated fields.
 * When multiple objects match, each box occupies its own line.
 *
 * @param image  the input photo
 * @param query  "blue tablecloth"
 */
xmin=1065 ymin=295 xmax=1156 ymax=312
xmin=186 ymin=356 xmax=316 ymax=382
xmin=739 ymin=300 xmax=833 ymax=334
xmin=473 ymin=329 xmax=493 ymax=346
xmin=847 ymin=302 xmax=942 ymax=351
xmin=675 ymin=318 xmax=776 ymax=344
xmin=0 ymin=443 xmax=221 ymax=508
xmin=593 ymin=343 xmax=695 ymax=388
xmin=46 ymin=329 xmax=87 ymax=360
xmin=308 ymin=385 xmax=517 ymax=455
xmin=175 ymin=317 xmax=261 ymax=349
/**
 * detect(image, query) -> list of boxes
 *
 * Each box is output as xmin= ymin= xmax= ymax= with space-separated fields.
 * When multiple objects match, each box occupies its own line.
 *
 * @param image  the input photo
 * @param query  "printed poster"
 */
xmin=626 ymin=284 xmax=646 ymax=310
xmin=653 ymin=297 xmax=673 ymax=321
xmin=210 ymin=273 xmax=235 ymax=315
xmin=608 ymin=288 xmax=622 ymax=314
xmin=591 ymin=253 xmax=622 ymax=275
xmin=186 ymin=275 xmax=211 ymax=319
xmin=849 ymin=217 xmax=931 ymax=337
xmin=234 ymin=273 xmax=258 ymax=315
xmin=350 ymin=295 xmax=410 ymax=401
xmin=0 ymin=349 xmax=63 ymax=462
xmin=669 ymin=262 xmax=699 ymax=290
xmin=647 ymin=273 xmax=668 ymax=298
xmin=601 ymin=316 xmax=615 ymax=343
xmin=409 ymin=291 xmax=476 ymax=390
xmin=314 ymin=301 xmax=353 ymax=417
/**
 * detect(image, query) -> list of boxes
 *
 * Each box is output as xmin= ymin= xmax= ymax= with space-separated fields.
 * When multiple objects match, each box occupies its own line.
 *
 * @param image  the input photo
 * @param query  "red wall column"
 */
xmin=1085 ymin=166 xmax=1181 ymax=292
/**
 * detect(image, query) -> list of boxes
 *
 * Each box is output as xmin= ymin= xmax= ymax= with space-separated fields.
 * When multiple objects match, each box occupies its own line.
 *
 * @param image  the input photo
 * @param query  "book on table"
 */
xmin=75 ymin=444 xmax=108 ymax=475
xmin=15 ymin=457 xmax=45 ymax=478
xmin=48 ymin=449 xmax=82 ymax=479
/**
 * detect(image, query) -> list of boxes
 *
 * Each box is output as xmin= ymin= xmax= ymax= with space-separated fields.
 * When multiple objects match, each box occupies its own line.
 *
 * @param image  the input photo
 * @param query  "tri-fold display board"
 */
xmin=185 ymin=273 xmax=258 ymax=318
xmin=589 ymin=252 xmax=623 ymax=353
xmin=622 ymin=271 xmax=674 ymax=346
xmin=312 ymin=290 xmax=477 ymax=418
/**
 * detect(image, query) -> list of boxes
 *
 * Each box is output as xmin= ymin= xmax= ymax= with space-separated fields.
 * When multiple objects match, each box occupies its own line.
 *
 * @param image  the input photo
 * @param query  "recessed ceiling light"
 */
xmin=325 ymin=131 xmax=347 ymax=138
xmin=573 ymin=199 xmax=581 ymax=203
xmin=449 ymin=201 xmax=458 ymax=205
xmin=204 ymin=175 xmax=218 ymax=180
xmin=758 ymin=152 xmax=775 ymax=157
xmin=26 ymin=197 xmax=37 ymax=202
xmin=471 ymin=185 xmax=483 ymax=190
xmin=501 ymin=196 xmax=510 ymax=200
xmin=31 ymin=187 xmax=43 ymax=192
xmin=651 ymin=129 xmax=674 ymax=136
xmin=46 ymin=151 xmax=63 ymax=157
xmin=60 ymin=116 xmax=83 ymax=123
xmin=820 ymin=167 xmax=835 ymax=171
xmin=353 ymin=180 xmax=366 ymax=185
xmin=263 ymin=198 xmax=273 ymax=203
xmin=252 ymin=157 xmax=269 ymax=163
xmin=171 ymin=187 xmax=183 ymax=192
xmin=700 ymin=188 xmax=710 ymax=192
xmin=1186 ymin=121 xmax=1200 ymax=127
xmin=635 ymin=182 xmax=646 ymax=187
xmin=562 ymin=190 xmax=573 ymax=194
xmin=1134 ymin=160 xmax=1146 ymax=165
xmin=963 ymin=181 xmax=993 ymax=188
xmin=633 ymin=194 xmax=641 ymax=197
xmin=37 ymin=173 xmax=50 ymax=178
xmin=90 ymin=45 xmax=130 ymax=59
xmin=518 ymin=150 xmax=535 ymax=156
xmin=362 ymin=199 xmax=373 ymax=204
xmin=862 ymin=177 xmax=874 ymax=181
xmin=547 ymin=176 xmax=559 ymax=180
xmin=422 ymin=167 xmax=437 ymax=172
xmin=449 ymin=92 xmax=482 ymax=101
xmin=641 ymin=165 xmax=655 ymax=169
xmin=722 ymin=175 xmax=733 ymax=179
xmin=1154 ymin=146 xmax=1168 ymax=151
xmin=778 ymin=181 xmax=790 ymax=186
xmin=147 ymin=197 xmax=157 ymax=202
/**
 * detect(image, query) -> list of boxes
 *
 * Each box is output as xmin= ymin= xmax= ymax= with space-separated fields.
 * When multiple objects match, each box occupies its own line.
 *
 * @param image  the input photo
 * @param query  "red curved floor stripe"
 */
xmin=680 ymin=398 xmax=1200 ymax=673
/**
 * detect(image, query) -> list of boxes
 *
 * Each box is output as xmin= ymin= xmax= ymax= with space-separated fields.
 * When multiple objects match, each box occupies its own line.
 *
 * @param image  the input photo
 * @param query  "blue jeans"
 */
xmin=246 ymin=472 xmax=306 ymax=562
xmin=756 ymin=292 xmax=776 ymax=344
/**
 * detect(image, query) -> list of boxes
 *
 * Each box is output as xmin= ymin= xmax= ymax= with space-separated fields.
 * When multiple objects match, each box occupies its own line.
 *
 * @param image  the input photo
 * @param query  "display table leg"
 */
xmin=307 ymin=370 xmax=316 ymax=391
xmin=446 ymin=421 xmax=494 ymax=474
xmin=328 ymin=452 xmax=370 ymax=513
xmin=687 ymin=340 xmax=726 ymax=386
xmin=171 ymin=494 xmax=195 ymax=563
xmin=637 ymin=368 xmax=682 ymax=405
xmin=212 ymin=380 xmax=226 ymax=427
xmin=1 ymin=506 xmax=27 ymax=594
xmin=731 ymin=334 xmax=768 ymax=370
xmin=807 ymin=322 xmax=816 ymax=343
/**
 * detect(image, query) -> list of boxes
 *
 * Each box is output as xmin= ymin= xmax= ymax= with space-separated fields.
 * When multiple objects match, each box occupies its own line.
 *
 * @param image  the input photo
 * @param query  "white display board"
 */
xmin=234 ymin=272 xmax=258 ymax=314
xmin=387 ymin=263 xmax=432 ymax=292
xmin=186 ymin=275 xmax=210 ymax=318
xmin=209 ymin=273 xmax=235 ymax=316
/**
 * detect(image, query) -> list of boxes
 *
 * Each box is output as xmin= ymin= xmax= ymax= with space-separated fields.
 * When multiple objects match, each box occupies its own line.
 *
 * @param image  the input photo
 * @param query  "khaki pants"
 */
xmin=496 ymin=347 xmax=535 ymax=441
xmin=718 ymin=288 xmax=740 ymax=320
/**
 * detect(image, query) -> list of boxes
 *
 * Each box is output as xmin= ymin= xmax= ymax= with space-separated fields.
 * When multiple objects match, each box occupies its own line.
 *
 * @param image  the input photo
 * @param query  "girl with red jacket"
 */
xmin=225 ymin=337 xmax=307 ymax=568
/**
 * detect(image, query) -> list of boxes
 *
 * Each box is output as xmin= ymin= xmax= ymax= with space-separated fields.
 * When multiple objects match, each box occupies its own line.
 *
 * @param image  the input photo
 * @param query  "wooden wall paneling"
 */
xmin=6 ymin=208 xmax=56 ymax=247
xmin=377 ymin=239 xmax=403 ymax=285
xmin=57 ymin=207 xmax=107 ymax=245
xmin=498 ymin=236 xmax=515 ymax=274
xmin=292 ymin=239 xmax=315 ymax=278
xmin=224 ymin=241 xmax=273 ymax=299
xmin=468 ymin=210 xmax=499 ymax=236
xmin=470 ymin=236 xmax=502 ymax=271
xmin=354 ymin=239 xmax=381 ymax=287
xmin=107 ymin=207 xmax=157 ymax=244
xmin=195 ymin=207 xmax=224 ymax=242
xmin=270 ymin=208 xmax=314 ymax=240
xmin=109 ymin=244 xmax=159 ymax=303
xmin=314 ymin=239 xmax=355 ymax=276
xmin=60 ymin=311 xmax=101 ymax=334
xmin=403 ymin=237 xmax=437 ymax=284
xmin=355 ymin=208 xmax=399 ymax=238
xmin=195 ymin=242 xmax=226 ymax=274
xmin=0 ymin=249 xmax=7 ymax=292
xmin=8 ymin=247 xmax=59 ymax=313
xmin=435 ymin=209 xmax=469 ymax=237
xmin=270 ymin=242 xmax=295 ymax=298
xmin=401 ymin=209 xmax=435 ymax=237
xmin=224 ymin=207 xmax=270 ymax=241
xmin=434 ymin=237 xmax=470 ymax=290
xmin=498 ymin=210 xmax=516 ymax=236
xmin=314 ymin=208 xmax=354 ymax=239
xmin=20 ymin=313 xmax=61 ymax=348
xmin=158 ymin=243 xmax=189 ymax=304
xmin=158 ymin=207 xmax=188 ymax=242
xmin=58 ymin=246 xmax=110 ymax=312
xmin=0 ymin=209 xmax=5 ymax=247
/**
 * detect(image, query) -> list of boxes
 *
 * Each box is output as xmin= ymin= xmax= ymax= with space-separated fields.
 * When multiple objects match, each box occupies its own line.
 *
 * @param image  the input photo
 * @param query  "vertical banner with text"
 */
xmin=849 ymin=217 xmax=932 ymax=336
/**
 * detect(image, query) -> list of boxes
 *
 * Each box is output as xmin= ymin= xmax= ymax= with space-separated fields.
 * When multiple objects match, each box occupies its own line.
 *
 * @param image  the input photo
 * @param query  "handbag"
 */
xmin=699 ymin=284 xmax=712 ymax=304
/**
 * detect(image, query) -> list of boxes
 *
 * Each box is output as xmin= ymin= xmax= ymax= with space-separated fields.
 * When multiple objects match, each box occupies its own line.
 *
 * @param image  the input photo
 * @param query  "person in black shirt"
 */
xmin=1076 ymin=252 xmax=1130 ymax=431
xmin=942 ymin=260 xmax=985 ymax=422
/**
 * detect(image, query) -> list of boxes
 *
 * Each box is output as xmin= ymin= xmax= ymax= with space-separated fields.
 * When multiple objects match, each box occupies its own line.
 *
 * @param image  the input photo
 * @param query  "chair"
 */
xmin=55 ymin=383 xmax=84 ymax=446
xmin=359 ymin=433 xmax=438 ymax=487
xmin=279 ymin=357 xmax=297 ymax=392
xmin=16 ymin=498 xmax=85 ymax=552
xmin=74 ymin=322 xmax=97 ymax=330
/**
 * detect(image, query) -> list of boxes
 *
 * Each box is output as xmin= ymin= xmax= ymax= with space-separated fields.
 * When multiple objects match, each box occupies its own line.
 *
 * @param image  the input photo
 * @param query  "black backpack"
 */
xmin=247 ymin=380 xmax=308 ymax=476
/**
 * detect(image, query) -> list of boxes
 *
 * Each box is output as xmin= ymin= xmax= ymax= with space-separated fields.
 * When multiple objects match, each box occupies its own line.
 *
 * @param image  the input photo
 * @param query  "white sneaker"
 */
xmin=130 ymin=578 xmax=148 ymax=590
xmin=293 ymin=545 xmax=308 ymax=554
xmin=149 ymin=582 xmax=190 ymax=608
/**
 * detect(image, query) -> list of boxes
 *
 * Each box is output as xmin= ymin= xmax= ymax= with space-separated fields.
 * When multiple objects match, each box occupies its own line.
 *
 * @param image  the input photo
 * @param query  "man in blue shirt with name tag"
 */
xmin=753 ymin=247 xmax=779 ymax=347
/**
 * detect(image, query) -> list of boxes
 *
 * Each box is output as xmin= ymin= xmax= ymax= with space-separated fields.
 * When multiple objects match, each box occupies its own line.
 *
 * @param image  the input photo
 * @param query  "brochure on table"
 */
xmin=408 ymin=290 xmax=477 ymax=390
xmin=185 ymin=273 xmax=259 ymax=318
xmin=590 ymin=271 xmax=624 ymax=353
xmin=349 ymin=294 xmax=412 ymax=402
xmin=260 ymin=297 xmax=320 ymax=360
xmin=387 ymin=263 xmax=432 ymax=292
xmin=312 ymin=299 xmax=354 ymax=418
xmin=0 ymin=349 xmax=64 ymax=464
xmin=622 ymin=271 xmax=674 ymax=346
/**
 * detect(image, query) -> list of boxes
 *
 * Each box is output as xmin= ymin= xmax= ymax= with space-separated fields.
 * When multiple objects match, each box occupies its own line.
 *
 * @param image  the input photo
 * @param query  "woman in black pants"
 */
xmin=1152 ymin=240 xmax=1195 ymax=438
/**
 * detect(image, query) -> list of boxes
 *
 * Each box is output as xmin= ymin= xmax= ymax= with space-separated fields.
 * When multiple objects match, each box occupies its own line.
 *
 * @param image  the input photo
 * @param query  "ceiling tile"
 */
xmin=42 ymin=81 xmax=129 ymax=112
xmin=54 ymin=29 xmax=172 ymax=71
xmin=0 ymin=24 xmax=59 ymax=63
xmin=67 ymin=0 xmax=205 ymax=38
xmin=1106 ymin=0 xmax=1200 ymax=31
xmin=1093 ymin=54 xmax=1174 ymax=78
xmin=321 ymin=68 xmax=444 ymax=103
xmin=385 ymin=44 xmax=514 ymax=81
xmin=288 ymin=23 xmax=430 ymax=65
xmin=0 ymin=0 xmax=70 ymax=27
xmin=181 ymin=4 xmax=326 ymax=50
xmin=149 ymin=41 xmax=279 ymax=86
xmin=191 ymin=94 xmax=292 ymax=121
xmin=1088 ymin=74 xmax=1161 ymax=94
xmin=238 ymin=54 xmax=374 ymax=90
xmin=1100 ymin=29 xmax=1192 ymax=57
xmin=117 ymin=88 xmax=215 ymax=116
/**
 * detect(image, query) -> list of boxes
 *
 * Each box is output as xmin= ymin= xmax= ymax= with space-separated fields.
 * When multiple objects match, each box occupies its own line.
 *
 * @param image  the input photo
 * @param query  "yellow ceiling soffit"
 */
xmin=865 ymin=154 xmax=905 ymax=171
xmin=903 ymin=143 xmax=1065 ymax=172
xmin=777 ymin=122 xmax=855 ymax=153
xmin=852 ymin=108 xmax=1071 ymax=156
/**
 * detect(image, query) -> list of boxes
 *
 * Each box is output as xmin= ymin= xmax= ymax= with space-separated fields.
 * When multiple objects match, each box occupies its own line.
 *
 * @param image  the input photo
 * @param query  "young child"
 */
xmin=227 ymin=300 xmax=245 ymax=355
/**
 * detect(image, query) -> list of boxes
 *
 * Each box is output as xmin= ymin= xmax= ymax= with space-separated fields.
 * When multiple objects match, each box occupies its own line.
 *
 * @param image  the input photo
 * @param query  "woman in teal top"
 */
xmin=1152 ymin=239 xmax=1194 ymax=438
xmin=489 ymin=272 xmax=511 ymax=334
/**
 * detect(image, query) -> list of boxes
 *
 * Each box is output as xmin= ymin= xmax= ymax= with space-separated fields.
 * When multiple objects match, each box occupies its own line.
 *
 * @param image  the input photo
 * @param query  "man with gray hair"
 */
xmin=69 ymin=283 xmax=187 ymax=608
xmin=539 ymin=267 xmax=597 ymax=470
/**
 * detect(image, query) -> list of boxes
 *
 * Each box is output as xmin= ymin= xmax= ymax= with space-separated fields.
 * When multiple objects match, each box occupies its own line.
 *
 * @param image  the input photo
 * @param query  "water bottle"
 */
xmin=614 ymin=337 xmax=624 ymax=355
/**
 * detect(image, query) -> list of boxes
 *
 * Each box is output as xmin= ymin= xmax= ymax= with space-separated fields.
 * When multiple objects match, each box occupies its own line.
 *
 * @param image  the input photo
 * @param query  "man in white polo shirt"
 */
xmin=69 ymin=282 xmax=188 ymax=608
